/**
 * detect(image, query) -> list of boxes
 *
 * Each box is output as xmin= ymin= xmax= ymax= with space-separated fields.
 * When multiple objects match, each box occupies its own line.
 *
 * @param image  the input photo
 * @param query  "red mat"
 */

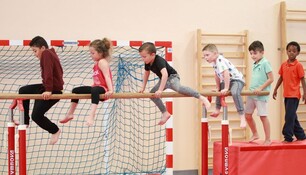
xmin=213 ymin=140 xmax=306 ymax=175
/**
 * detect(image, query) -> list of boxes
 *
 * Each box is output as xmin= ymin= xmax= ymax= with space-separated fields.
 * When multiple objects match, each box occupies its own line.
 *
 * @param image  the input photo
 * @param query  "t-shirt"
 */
xmin=279 ymin=59 xmax=304 ymax=98
xmin=145 ymin=55 xmax=177 ymax=78
xmin=249 ymin=57 xmax=272 ymax=102
xmin=213 ymin=55 xmax=244 ymax=82
xmin=40 ymin=48 xmax=64 ymax=91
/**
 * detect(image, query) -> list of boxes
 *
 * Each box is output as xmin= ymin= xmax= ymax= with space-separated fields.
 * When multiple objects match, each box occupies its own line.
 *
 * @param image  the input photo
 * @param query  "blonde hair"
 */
xmin=202 ymin=44 xmax=219 ymax=53
xmin=90 ymin=38 xmax=112 ymax=60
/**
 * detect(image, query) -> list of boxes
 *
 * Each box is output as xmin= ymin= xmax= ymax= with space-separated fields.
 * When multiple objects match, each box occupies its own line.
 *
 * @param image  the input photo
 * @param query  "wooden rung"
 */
xmin=296 ymin=111 xmax=306 ymax=114
xmin=201 ymin=64 xmax=246 ymax=68
xmin=287 ymin=9 xmax=306 ymax=13
xmin=201 ymin=33 xmax=246 ymax=37
xmin=201 ymin=74 xmax=215 ymax=77
xmin=201 ymin=83 xmax=216 ymax=86
xmin=202 ymin=73 xmax=247 ymax=78
xmin=201 ymin=65 xmax=214 ymax=68
xmin=210 ymin=128 xmax=246 ymax=131
xmin=201 ymin=42 xmax=245 ymax=46
xmin=210 ymin=136 xmax=246 ymax=140
xmin=208 ymin=118 xmax=244 ymax=123
xmin=210 ymin=128 xmax=221 ymax=131
xmin=200 ymin=101 xmax=244 ymax=105
xmin=287 ymin=18 xmax=306 ymax=22
xmin=222 ymin=52 xmax=245 ymax=58
xmin=201 ymin=99 xmax=238 ymax=104
xmin=235 ymin=65 xmax=246 ymax=68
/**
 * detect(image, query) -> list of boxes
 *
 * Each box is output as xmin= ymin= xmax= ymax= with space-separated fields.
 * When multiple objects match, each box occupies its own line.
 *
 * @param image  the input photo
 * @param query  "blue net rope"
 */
xmin=0 ymin=44 xmax=167 ymax=174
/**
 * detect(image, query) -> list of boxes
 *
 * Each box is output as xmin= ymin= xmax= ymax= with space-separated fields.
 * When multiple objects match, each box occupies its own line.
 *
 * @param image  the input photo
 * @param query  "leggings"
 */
xmin=216 ymin=80 xmax=245 ymax=115
xmin=150 ymin=74 xmax=201 ymax=113
xmin=71 ymin=86 xmax=106 ymax=104
xmin=19 ymin=84 xmax=62 ymax=134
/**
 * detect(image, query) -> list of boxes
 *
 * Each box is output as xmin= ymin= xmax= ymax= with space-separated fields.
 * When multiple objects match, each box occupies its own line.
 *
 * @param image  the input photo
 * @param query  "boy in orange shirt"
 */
xmin=273 ymin=41 xmax=306 ymax=142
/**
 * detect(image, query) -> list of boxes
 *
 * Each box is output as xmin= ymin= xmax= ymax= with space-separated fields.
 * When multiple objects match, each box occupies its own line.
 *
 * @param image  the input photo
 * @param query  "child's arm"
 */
xmin=254 ymin=72 xmax=274 ymax=94
xmin=41 ymin=53 xmax=54 ymax=100
xmin=155 ymin=68 xmax=168 ymax=98
xmin=99 ymin=60 xmax=113 ymax=99
xmin=273 ymin=76 xmax=283 ymax=100
xmin=301 ymin=77 xmax=306 ymax=102
xmin=220 ymin=70 xmax=230 ymax=95
xmin=140 ymin=70 xmax=150 ymax=93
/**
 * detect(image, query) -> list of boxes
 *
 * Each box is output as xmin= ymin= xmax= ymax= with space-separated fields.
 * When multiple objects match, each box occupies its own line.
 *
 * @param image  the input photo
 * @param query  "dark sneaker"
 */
xmin=296 ymin=136 xmax=306 ymax=141
xmin=282 ymin=140 xmax=293 ymax=143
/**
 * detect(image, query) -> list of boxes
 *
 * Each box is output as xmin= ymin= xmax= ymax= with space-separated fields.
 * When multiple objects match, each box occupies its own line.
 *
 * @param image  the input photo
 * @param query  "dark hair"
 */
xmin=139 ymin=42 xmax=156 ymax=54
xmin=29 ymin=36 xmax=49 ymax=49
xmin=286 ymin=41 xmax=300 ymax=52
xmin=89 ymin=38 xmax=112 ymax=58
xmin=248 ymin=40 xmax=264 ymax=52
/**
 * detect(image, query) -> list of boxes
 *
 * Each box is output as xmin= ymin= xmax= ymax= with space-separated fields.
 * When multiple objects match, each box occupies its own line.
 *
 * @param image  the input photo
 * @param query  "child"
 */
xmin=202 ymin=44 xmax=246 ymax=128
xmin=273 ymin=41 xmax=306 ymax=142
xmin=60 ymin=38 xmax=113 ymax=126
xmin=18 ymin=36 xmax=64 ymax=145
xmin=245 ymin=41 xmax=273 ymax=145
xmin=138 ymin=42 xmax=211 ymax=125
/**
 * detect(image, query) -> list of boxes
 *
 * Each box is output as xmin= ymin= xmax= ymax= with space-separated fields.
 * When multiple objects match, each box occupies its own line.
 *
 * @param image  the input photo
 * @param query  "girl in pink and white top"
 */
xmin=60 ymin=38 xmax=114 ymax=126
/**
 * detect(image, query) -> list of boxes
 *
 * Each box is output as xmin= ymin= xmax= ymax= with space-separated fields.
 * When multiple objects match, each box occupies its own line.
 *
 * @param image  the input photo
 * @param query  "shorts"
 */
xmin=245 ymin=96 xmax=268 ymax=116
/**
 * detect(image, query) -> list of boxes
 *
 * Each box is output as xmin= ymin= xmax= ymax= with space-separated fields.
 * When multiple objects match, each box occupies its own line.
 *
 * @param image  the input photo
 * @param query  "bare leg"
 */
xmin=158 ymin=111 xmax=171 ymax=125
xmin=86 ymin=104 xmax=97 ymax=126
xmin=260 ymin=116 xmax=271 ymax=145
xmin=240 ymin=114 xmax=246 ymax=128
xmin=49 ymin=129 xmax=61 ymax=145
xmin=199 ymin=95 xmax=211 ymax=110
xmin=245 ymin=113 xmax=259 ymax=142
xmin=60 ymin=102 xmax=77 ymax=123
xmin=167 ymin=75 xmax=211 ymax=110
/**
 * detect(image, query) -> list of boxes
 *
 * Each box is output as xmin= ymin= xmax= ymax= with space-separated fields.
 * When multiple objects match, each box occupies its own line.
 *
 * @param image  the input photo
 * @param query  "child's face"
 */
xmin=89 ymin=47 xmax=102 ymax=61
xmin=31 ymin=46 xmax=45 ymax=60
xmin=203 ymin=50 xmax=217 ymax=63
xmin=249 ymin=50 xmax=264 ymax=63
xmin=139 ymin=50 xmax=155 ymax=64
xmin=287 ymin=45 xmax=299 ymax=61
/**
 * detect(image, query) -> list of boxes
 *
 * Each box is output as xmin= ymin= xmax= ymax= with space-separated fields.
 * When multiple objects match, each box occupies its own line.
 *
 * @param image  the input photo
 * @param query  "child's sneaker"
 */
xmin=282 ymin=140 xmax=292 ymax=143
xmin=296 ymin=136 xmax=306 ymax=141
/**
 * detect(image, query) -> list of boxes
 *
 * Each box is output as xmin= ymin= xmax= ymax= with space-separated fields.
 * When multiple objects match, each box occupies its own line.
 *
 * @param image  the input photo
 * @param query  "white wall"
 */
xmin=1 ymin=0 xmax=306 ymax=171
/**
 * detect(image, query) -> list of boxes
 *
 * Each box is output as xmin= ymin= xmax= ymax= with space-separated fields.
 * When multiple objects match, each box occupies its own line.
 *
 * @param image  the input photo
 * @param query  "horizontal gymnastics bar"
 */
xmin=0 ymin=91 xmax=269 ymax=100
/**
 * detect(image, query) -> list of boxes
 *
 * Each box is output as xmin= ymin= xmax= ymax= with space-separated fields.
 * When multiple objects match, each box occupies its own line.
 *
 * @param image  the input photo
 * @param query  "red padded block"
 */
xmin=213 ymin=140 xmax=306 ymax=175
